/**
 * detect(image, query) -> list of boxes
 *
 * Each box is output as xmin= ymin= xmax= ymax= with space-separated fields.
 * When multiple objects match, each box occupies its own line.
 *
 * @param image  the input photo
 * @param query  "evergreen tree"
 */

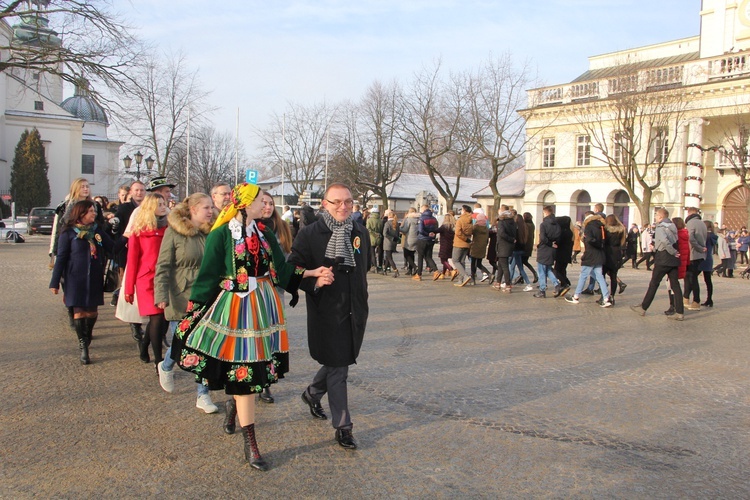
xmin=10 ymin=128 xmax=51 ymax=213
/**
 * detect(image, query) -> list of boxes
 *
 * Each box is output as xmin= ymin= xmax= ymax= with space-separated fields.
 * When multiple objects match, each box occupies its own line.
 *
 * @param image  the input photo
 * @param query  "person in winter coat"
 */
xmin=683 ymin=207 xmax=708 ymax=310
xmin=288 ymin=183 xmax=370 ymax=451
xmin=714 ymin=228 xmax=732 ymax=277
xmin=635 ymin=224 xmax=655 ymax=270
xmin=154 ymin=193 xmax=218 ymax=413
xmin=664 ymin=217 xmax=690 ymax=315
xmin=415 ymin=205 xmax=439 ymax=280
xmin=603 ymin=214 xmax=627 ymax=299
xmin=698 ymin=221 xmax=718 ymax=307
xmin=399 ymin=208 xmax=420 ymax=275
xmin=625 ymin=224 xmax=640 ymax=268
xmin=492 ymin=205 xmax=516 ymax=292
xmin=298 ymin=202 xmax=318 ymax=229
xmin=366 ymin=208 xmax=385 ymax=273
xmin=553 ymin=215 xmax=574 ymax=292
xmin=523 ymin=212 xmax=538 ymax=281
xmin=469 ymin=213 xmax=492 ymax=284
xmin=630 ymin=208 xmax=684 ymax=320
xmin=382 ymin=210 xmax=401 ymax=277
xmin=509 ymin=213 xmax=532 ymax=291
xmin=124 ymin=193 xmax=169 ymax=367
xmin=534 ymin=205 xmax=562 ymax=298
xmin=566 ymin=211 xmax=612 ymax=307
xmin=451 ymin=205 xmax=474 ymax=286
xmin=435 ymin=212 xmax=456 ymax=279
xmin=49 ymin=200 xmax=114 ymax=364
xmin=572 ymin=222 xmax=582 ymax=264
xmin=737 ymin=229 xmax=749 ymax=265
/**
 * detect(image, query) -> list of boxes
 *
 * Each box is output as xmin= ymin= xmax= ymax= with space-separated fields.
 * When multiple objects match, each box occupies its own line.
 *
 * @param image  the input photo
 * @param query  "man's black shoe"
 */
xmin=335 ymin=429 xmax=357 ymax=449
xmin=581 ymin=289 xmax=595 ymax=296
xmin=301 ymin=391 xmax=327 ymax=420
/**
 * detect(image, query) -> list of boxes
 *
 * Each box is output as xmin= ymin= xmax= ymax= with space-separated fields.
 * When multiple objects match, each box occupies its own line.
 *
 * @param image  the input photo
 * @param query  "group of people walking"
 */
xmin=48 ymin=177 xmax=370 ymax=470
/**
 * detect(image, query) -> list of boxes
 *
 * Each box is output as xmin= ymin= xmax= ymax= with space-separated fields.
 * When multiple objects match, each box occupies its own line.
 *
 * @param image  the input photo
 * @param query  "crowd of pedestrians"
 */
xmin=47 ymin=177 xmax=369 ymax=470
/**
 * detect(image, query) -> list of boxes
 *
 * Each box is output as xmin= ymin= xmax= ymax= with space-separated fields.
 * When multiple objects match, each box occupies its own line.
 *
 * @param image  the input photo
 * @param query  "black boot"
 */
xmin=241 ymin=424 xmax=269 ymax=471
xmin=84 ymin=316 xmax=97 ymax=346
xmin=138 ymin=336 xmax=150 ymax=363
xmin=259 ymin=387 xmax=274 ymax=404
xmin=73 ymin=318 xmax=90 ymax=365
xmin=664 ymin=291 xmax=675 ymax=315
xmin=224 ymin=399 xmax=237 ymax=434
xmin=68 ymin=307 xmax=75 ymax=329
xmin=130 ymin=323 xmax=143 ymax=343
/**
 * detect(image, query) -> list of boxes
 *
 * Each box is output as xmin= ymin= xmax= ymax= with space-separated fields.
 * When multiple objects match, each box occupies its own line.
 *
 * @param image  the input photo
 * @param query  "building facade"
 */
xmin=522 ymin=0 xmax=750 ymax=229
xmin=0 ymin=13 xmax=123 ymax=210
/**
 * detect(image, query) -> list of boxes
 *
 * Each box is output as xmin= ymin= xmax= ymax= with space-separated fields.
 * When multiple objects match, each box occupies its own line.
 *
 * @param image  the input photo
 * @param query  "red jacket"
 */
xmin=677 ymin=228 xmax=690 ymax=279
xmin=125 ymin=227 xmax=167 ymax=316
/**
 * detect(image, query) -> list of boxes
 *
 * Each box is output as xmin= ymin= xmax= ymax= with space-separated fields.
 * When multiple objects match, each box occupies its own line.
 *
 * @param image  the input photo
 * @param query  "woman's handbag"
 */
xmin=103 ymin=259 xmax=119 ymax=293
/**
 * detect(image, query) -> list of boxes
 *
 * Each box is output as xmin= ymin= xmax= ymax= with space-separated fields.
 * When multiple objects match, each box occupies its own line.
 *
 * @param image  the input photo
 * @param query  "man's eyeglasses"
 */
xmin=325 ymin=199 xmax=354 ymax=207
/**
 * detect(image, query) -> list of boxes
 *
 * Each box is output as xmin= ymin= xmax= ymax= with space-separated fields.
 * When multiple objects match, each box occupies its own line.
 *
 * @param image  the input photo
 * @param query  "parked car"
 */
xmin=27 ymin=206 xmax=55 ymax=235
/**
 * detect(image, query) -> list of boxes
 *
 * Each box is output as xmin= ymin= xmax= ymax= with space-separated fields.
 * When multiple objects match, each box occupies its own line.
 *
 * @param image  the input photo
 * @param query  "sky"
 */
xmin=112 ymin=0 xmax=702 ymax=157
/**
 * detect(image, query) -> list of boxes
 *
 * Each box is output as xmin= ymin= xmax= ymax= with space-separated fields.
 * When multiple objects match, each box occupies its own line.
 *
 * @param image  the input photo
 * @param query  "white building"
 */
xmin=522 ymin=0 xmax=750 ymax=229
xmin=0 ymin=12 xmax=123 ymax=209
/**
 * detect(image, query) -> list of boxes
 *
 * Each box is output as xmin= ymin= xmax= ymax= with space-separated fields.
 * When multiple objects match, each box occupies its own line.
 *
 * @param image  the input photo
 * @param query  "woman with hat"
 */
xmin=170 ymin=183 xmax=332 ymax=471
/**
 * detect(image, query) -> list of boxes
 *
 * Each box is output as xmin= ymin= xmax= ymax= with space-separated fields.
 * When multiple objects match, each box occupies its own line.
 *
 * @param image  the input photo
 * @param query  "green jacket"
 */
xmin=366 ymin=213 xmax=384 ymax=247
xmin=190 ymin=220 xmax=303 ymax=307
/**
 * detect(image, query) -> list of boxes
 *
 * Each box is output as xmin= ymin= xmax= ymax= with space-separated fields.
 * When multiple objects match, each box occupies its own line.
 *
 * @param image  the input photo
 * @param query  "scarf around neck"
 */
xmin=320 ymin=209 xmax=356 ymax=268
xmin=74 ymin=223 xmax=102 ymax=259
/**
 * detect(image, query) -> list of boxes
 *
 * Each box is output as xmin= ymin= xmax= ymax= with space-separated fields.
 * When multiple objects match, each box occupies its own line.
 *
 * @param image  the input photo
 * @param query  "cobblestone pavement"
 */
xmin=1 ymin=237 xmax=749 ymax=498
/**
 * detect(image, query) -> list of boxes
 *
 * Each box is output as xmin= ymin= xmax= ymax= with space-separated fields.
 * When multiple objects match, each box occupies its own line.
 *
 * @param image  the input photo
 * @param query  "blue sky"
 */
xmin=117 ymin=0 xmax=701 ymax=153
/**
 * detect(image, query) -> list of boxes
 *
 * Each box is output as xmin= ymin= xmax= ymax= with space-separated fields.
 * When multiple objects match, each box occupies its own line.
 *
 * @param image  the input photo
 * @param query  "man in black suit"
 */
xmin=288 ymin=183 xmax=370 ymax=450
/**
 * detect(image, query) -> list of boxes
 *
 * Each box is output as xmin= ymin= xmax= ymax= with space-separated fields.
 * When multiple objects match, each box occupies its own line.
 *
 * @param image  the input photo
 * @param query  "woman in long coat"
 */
xmin=469 ymin=213 xmax=491 ymax=284
xmin=50 ymin=200 xmax=114 ymax=364
xmin=171 ymin=183 xmax=328 ymax=470
xmin=382 ymin=210 xmax=401 ymax=277
xmin=125 ymin=193 xmax=169 ymax=367
xmin=154 ymin=193 xmax=216 ymax=412
xmin=436 ymin=212 xmax=456 ymax=279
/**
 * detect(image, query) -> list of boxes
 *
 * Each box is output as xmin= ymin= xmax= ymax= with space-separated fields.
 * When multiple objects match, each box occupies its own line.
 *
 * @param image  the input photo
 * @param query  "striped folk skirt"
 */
xmin=172 ymin=276 xmax=289 ymax=395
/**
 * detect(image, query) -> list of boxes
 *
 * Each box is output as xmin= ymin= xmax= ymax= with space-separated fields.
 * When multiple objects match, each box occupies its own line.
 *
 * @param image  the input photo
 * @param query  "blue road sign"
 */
xmin=245 ymin=169 xmax=258 ymax=184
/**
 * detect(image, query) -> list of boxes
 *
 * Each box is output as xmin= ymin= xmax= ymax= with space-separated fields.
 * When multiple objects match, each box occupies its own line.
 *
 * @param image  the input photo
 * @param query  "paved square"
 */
xmin=1 ymin=238 xmax=748 ymax=497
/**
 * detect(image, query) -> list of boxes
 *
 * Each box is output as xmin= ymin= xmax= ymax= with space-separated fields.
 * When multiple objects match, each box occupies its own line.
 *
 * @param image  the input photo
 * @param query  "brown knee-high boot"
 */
xmin=241 ymin=424 xmax=269 ymax=471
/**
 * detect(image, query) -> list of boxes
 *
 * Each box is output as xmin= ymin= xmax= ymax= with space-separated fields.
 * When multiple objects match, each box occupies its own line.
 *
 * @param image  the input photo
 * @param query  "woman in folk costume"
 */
xmin=170 ymin=183 xmax=331 ymax=471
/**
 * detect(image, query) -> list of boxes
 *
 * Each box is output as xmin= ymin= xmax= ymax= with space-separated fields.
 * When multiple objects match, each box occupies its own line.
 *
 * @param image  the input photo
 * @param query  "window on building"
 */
xmin=576 ymin=135 xmax=591 ymax=166
xmin=650 ymin=128 xmax=669 ymax=163
xmin=82 ymin=154 xmax=95 ymax=175
xmin=613 ymin=132 xmax=625 ymax=166
xmin=542 ymin=138 xmax=556 ymax=168
xmin=34 ymin=101 xmax=44 ymax=111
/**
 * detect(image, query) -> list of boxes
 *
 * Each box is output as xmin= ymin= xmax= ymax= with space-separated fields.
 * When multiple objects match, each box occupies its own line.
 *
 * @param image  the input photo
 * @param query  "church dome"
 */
xmin=61 ymin=82 xmax=108 ymax=124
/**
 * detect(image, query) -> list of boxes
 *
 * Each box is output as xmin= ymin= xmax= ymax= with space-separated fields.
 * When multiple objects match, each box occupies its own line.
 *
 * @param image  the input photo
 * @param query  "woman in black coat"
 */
xmin=493 ymin=208 xmax=516 ymax=292
xmin=50 ymin=200 xmax=114 ymax=364
xmin=523 ymin=213 xmax=538 ymax=282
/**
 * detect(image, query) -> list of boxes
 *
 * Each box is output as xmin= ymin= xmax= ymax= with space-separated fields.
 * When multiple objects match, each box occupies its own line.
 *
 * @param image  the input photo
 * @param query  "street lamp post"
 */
xmin=122 ymin=150 xmax=155 ymax=181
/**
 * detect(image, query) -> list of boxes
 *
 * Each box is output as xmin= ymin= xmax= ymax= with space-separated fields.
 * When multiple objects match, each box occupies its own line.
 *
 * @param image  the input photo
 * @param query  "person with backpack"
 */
xmin=533 ymin=205 xmax=562 ymax=298
xmin=413 ymin=205 xmax=439 ymax=280
xmin=565 ymin=210 xmax=612 ymax=307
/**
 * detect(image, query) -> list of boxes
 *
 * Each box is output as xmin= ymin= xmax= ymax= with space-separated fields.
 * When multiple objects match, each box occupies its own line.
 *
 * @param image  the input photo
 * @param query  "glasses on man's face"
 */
xmin=325 ymin=199 xmax=355 ymax=207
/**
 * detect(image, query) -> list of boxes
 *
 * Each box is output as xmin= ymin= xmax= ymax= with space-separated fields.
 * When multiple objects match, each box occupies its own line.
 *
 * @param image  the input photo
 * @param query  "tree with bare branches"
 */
xmin=113 ymin=50 xmax=211 ymax=177
xmin=332 ymin=81 xmax=405 ymax=208
xmin=0 ymin=0 xmax=141 ymax=100
xmin=258 ymin=101 xmax=335 ymax=197
xmin=572 ymin=77 xmax=690 ymax=224
xmin=399 ymin=62 xmax=465 ymax=209
xmin=468 ymin=53 xmax=536 ymax=211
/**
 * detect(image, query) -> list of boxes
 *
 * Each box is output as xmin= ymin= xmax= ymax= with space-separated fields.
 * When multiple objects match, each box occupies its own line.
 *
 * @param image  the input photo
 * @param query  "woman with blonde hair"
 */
xmin=125 ymin=193 xmax=169 ymax=368
xmin=170 ymin=183 xmax=331 ymax=470
xmin=155 ymin=193 xmax=218 ymax=413
xmin=382 ymin=209 xmax=401 ymax=277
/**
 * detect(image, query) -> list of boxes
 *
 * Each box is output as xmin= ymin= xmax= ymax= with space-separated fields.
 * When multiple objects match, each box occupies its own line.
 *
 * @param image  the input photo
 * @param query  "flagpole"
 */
xmin=281 ymin=113 xmax=286 ymax=206
xmin=186 ymin=107 xmax=190 ymax=196
xmin=235 ymin=107 xmax=240 ymax=184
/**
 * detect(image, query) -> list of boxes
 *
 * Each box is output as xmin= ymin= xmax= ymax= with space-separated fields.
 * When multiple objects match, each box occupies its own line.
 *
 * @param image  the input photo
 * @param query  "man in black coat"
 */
xmin=288 ymin=183 xmax=370 ymax=450
xmin=534 ymin=205 xmax=562 ymax=298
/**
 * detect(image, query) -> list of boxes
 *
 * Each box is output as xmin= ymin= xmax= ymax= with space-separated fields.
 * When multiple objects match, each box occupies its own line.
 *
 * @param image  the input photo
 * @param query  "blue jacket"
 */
xmin=417 ymin=209 xmax=439 ymax=242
